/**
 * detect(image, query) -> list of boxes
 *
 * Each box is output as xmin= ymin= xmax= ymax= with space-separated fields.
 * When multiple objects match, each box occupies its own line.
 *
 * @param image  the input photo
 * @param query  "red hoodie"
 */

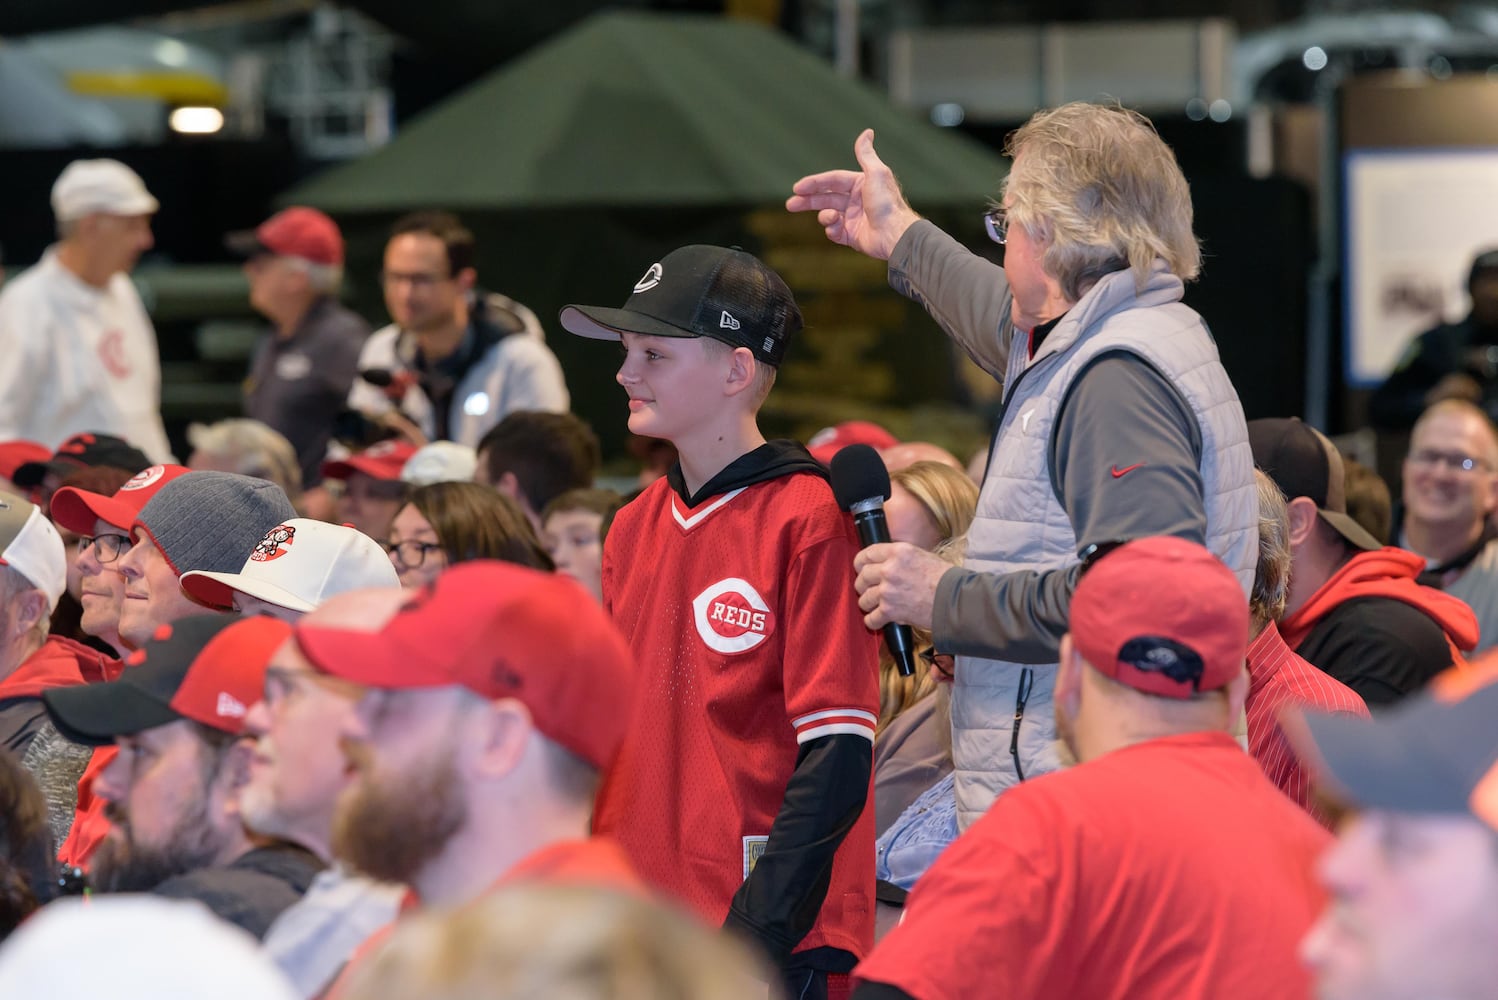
xmin=1 ymin=637 xmax=124 ymax=872
xmin=1280 ymin=547 xmax=1480 ymax=668
xmin=0 ymin=635 xmax=116 ymax=703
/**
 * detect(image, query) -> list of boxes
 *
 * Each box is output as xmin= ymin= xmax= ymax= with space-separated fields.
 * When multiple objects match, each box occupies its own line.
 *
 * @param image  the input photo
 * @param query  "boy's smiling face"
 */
xmin=616 ymin=332 xmax=726 ymax=442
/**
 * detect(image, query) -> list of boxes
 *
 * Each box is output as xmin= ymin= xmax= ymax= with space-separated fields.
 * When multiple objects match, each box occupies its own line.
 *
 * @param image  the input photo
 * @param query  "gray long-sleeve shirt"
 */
xmin=889 ymin=221 xmax=1209 ymax=662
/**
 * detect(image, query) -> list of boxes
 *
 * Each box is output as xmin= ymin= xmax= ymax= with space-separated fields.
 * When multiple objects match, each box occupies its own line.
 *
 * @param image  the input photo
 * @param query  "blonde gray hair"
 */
xmin=1251 ymin=469 xmax=1292 ymax=628
xmin=1003 ymin=102 xmax=1201 ymax=300
xmin=186 ymin=419 xmax=302 ymax=499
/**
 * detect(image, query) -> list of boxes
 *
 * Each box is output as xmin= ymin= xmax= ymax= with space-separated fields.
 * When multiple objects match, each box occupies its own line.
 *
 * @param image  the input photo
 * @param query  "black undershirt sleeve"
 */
xmin=722 ymin=732 xmax=871 ymax=968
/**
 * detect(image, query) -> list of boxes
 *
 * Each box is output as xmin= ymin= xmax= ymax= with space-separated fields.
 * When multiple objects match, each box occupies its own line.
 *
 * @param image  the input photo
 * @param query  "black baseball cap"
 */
xmin=559 ymin=245 xmax=802 ymax=367
xmin=13 ymin=432 xmax=151 ymax=489
xmin=1247 ymin=417 xmax=1381 ymax=552
xmin=43 ymin=614 xmax=290 ymax=747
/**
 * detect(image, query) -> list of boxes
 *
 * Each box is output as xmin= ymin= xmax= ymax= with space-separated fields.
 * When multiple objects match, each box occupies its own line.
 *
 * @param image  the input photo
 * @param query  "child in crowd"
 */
xmin=540 ymin=488 xmax=623 ymax=602
xmin=562 ymin=245 xmax=879 ymax=1000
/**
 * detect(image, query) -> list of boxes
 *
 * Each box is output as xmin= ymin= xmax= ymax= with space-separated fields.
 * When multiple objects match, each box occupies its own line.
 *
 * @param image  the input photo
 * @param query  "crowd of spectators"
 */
xmin=0 ymin=103 xmax=1490 ymax=1000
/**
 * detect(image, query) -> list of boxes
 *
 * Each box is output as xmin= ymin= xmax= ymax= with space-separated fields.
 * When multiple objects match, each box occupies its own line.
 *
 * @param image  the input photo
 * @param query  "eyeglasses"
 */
xmin=379 ymin=269 xmax=452 ymax=291
xmin=983 ymin=206 xmax=1008 ymax=245
xmin=1408 ymin=448 xmax=1490 ymax=473
xmin=919 ymin=647 xmax=956 ymax=681
xmin=79 ymin=533 xmax=132 ymax=564
xmin=385 ymin=539 xmax=444 ymax=570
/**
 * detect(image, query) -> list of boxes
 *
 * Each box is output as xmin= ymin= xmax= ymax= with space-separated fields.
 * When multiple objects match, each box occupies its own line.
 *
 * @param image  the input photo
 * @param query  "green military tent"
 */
xmin=286 ymin=10 xmax=1006 ymax=211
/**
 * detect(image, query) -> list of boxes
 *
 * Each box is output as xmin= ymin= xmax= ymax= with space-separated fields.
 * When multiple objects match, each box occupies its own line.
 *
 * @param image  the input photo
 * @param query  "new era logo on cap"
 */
xmin=43 ymin=615 xmax=291 ymax=746
xmin=634 ymin=263 xmax=663 ymax=292
xmin=216 ymin=691 xmax=247 ymax=720
xmin=720 ymin=311 xmax=741 ymax=331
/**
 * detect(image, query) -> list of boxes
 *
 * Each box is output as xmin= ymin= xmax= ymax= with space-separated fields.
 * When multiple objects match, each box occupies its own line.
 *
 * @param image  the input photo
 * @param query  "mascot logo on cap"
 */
xmin=250 ymin=524 xmax=296 ymax=563
xmin=120 ymin=465 xmax=166 ymax=491
xmin=692 ymin=578 xmax=775 ymax=654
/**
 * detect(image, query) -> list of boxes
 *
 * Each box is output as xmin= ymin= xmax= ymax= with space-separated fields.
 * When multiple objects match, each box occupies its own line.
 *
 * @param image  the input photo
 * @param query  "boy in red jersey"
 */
xmin=561 ymin=246 xmax=879 ymax=999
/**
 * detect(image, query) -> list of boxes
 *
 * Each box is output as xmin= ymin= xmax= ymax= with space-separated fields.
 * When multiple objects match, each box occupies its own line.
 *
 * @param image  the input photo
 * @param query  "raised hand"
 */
xmin=786 ymin=129 xmax=922 ymax=262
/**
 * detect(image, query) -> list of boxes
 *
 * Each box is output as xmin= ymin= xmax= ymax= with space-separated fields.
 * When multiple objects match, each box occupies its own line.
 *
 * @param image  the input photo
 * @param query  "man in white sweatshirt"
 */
xmin=0 ymin=159 xmax=172 ymax=462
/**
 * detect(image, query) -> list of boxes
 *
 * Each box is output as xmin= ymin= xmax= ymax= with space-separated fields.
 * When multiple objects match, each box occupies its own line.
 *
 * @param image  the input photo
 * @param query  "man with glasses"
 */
xmin=48 ymin=464 xmax=192 ymax=865
xmin=1397 ymin=400 xmax=1498 ymax=653
xmin=788 ymin=105 xmax=1257 ymax=827
xmin=320 ymin=440 xmax=415 ymax=542
xmin=1250 ymin=418 xmax=1477 ymax=706
xmin=43 ymin=614 xmax=323 ymax=939
xmin=852 ymin=537 xmax=1329 ymax=1000
xmin=347 ymin=210 xmax=568 ymax=448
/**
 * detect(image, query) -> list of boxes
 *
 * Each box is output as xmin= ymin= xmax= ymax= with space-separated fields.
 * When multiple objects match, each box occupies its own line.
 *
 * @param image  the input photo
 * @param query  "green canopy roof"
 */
xmin=286 ymin=10 xmax=1007 ymax=211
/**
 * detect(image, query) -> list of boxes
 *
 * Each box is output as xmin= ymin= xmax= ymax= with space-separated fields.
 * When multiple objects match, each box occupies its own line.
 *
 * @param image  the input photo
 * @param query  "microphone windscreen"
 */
xmin=830 ymin=444 xmax=891 ymax=512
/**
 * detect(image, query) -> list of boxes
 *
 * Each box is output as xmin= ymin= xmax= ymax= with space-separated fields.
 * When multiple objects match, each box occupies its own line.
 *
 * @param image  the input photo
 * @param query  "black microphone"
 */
xmin=359 ymin=368 xmax=394 ymax=388
xmin=830 ymin=444 xmax=918 ymax=677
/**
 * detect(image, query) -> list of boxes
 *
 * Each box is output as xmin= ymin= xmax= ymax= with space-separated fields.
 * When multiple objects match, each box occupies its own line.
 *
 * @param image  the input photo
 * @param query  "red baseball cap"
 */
xmin=42 ymin=614 xmax=290 ymax=746
xmin=295 ymin=561 xmax=635 ymax=770
xmin=50 ymin=464 xmax=192 ymax=535
xmin=227 ymin=206 xmax=344 ymax=267
xmin=0 ymin=441 xmax=51 ymax=482
xmin=807 ymin=421 xmax=898 ymax=466
xmin=1069 ymin=536 xmax=1249 ymax=699
xmin=320 ymin=439 xmax=417 ymax=483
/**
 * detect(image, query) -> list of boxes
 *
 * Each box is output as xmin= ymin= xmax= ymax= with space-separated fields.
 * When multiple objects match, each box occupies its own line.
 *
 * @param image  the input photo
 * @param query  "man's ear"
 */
xmin=496 ymin=470 xmax=522 ymax=501
xmin=1055 ymin=633 xmax=1081 ymax=713
xmin=470 ymin=699 xmax=532 ymax=781
xmin=1285 ymin=496 xmax=1321 ymax=549
xmin=454 ymin=266 xmax=478 ymax=294
xmin=722 ymin=347 xmax=758 ymax=399
xmin=11 ymin=590 xmax=47 ymax=639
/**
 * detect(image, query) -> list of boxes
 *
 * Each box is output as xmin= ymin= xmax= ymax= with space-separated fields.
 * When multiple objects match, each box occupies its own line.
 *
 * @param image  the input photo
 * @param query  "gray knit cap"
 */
xmin=133 ymin=472 xmax=297 ymax=577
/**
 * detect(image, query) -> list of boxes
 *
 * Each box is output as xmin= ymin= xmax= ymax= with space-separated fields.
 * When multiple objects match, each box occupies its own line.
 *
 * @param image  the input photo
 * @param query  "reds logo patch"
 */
xmin=120 ymin=465 xmax=166 ymax=492
xmin=250 ymin=524 xmax=296 ymax=562
xmin=98 ymin=329 xmax=132 ymax=378
xmin=692 ymin=578 xmax=775 ymax=654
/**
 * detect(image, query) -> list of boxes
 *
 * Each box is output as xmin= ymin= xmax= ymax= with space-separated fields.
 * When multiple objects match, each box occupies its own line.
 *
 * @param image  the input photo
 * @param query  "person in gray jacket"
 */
xmin=348 ymin=211 xmax=568 ymax=448
xmin=788 ymin=102 xmax=1257 ymax=829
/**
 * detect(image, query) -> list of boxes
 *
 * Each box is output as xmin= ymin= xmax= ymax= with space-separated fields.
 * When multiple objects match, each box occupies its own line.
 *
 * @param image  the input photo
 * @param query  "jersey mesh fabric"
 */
xmin=593 ymin=472 xmax=878 ymax=958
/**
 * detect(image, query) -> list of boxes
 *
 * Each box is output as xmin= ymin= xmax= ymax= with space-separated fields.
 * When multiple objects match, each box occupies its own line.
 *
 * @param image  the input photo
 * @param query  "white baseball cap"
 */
xmin=0 ymin=490 xmax=66 ymax=613
xmin=0 ymin=897 xmax=296 ymax=1000
xmin=51 ymin=159 xmax=160 ymax=222
xmin=179 ymin=517 xmax=398 ymax=614
xmin=402 ymin=441 xmax=478 ymax=485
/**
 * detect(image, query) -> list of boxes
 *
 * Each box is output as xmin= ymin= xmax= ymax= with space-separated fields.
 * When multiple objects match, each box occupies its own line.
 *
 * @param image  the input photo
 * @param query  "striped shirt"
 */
xmin=1246 ymin=621 xmax=1370 ymax=826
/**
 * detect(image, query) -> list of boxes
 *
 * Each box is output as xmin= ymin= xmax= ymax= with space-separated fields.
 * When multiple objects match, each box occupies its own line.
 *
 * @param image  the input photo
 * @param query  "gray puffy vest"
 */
xmin=953 ymin=264 xmax=1257 ymax=829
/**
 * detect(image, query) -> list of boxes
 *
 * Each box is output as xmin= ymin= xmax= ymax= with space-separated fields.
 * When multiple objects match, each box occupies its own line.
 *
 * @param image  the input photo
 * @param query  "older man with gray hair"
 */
xmin=231 ymin=207 xmax=370 ymax=498
xmin=0 ymin=159 xmax=170 ymax=461
xmin=0 ymin=490 xmax=113 ymax=845
xmin=789 ymin=103 xmax=1257 ymax=825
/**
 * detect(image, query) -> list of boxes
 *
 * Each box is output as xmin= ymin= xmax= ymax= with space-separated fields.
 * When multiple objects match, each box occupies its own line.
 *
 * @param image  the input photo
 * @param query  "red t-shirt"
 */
xmin=856 ymin=732 xmax=1331 ymax=1000
xmin=593 ymin=473 xmax=879 ymax=958
xmin=1245 ymin=621 xmax=1369 ymax=826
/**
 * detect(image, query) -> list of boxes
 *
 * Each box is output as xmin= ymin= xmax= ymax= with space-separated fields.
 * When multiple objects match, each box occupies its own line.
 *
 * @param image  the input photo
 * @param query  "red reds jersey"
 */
xmin=593 ymin=470 xmax=879 ymax=959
